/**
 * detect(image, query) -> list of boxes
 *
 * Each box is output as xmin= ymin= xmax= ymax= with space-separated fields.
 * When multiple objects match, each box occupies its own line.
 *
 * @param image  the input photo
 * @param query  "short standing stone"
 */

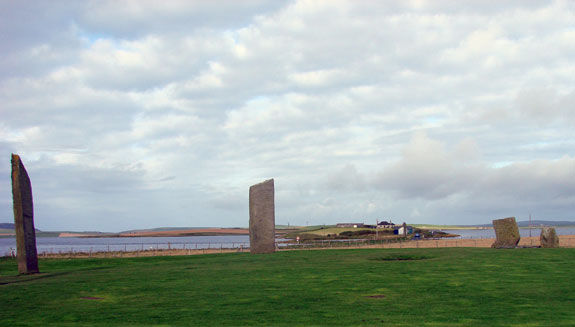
xmin=11 ymin=154 xmax=39 ymax=274
xmin=491 ymin=217 xmax=520 ymax=249
xmin=249 ymin=179 xmax=275 ymax=254
xmin=540 ymin=227 xmax=559 ymax=248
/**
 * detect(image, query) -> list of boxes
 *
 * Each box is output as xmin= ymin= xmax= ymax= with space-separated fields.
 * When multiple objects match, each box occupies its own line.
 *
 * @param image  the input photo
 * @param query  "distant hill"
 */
xmin=120 ymin=227 xmax=218 ymax=233
xmin=0 ymin=222 xmax=43 ymax=231
xmin=517 ymin=220 xmax=575 ymax=227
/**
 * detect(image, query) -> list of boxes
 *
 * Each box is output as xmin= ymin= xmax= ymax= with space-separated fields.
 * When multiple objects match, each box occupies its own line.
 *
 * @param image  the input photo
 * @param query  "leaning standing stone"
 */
xmin=491 ymin=217 xmax=520 ymax=249
xmin=540 ymin=227 xmax=559 ymax=248
xmin=11 ymin=154 xmax=39 ymax=274
xmin=249 ymin=179 xmax=275 ymax=254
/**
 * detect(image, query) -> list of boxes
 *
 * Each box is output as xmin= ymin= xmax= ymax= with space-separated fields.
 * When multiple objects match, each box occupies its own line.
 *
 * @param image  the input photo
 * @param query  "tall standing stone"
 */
xmin=249 ymin=179 xmax=275 ymax=254
xmin=11 ymin=154 xmax=39 ymax=274
xmin=491 ymin=217 xmax=520 ymax=249
xmin=540 ymin=227 xmax=559 ymax=248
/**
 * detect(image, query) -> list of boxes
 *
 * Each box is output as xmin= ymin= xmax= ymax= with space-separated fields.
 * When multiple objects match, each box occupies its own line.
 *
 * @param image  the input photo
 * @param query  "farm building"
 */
xmin=394 ymin=225 xmax=413 ymax=235
xmin=377 ymin=221 xmax=395 ymax=229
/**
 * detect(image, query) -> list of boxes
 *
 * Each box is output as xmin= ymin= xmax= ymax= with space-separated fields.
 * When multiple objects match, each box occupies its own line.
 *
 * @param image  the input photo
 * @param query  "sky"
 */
xmin=1 ymin=0 xmax=574 ymax=232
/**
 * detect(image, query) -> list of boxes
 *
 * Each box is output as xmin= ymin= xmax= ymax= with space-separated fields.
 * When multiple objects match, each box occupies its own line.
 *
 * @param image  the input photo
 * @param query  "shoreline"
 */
xmin=415 ymin=226 xmax=575 ymax=230
xmin=18 ymin=235 xmax=575 ymax=259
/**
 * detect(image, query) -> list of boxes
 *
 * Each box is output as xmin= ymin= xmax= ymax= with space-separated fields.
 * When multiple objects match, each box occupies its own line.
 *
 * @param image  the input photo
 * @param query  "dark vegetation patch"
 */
xmin=80 ymin=296 xmax=104 ymax=300
xmin=372 ymin=254 xmax=435 ymax=261
xmin=414 ymin=228 xmax=459 ymax=238
xmin=284 ymin=228 xmax=396 ymax=240
xmin=339 ymin=230 xmax=376 ymax=237
xmin=365 ymin=294 xmax=386 ymax=298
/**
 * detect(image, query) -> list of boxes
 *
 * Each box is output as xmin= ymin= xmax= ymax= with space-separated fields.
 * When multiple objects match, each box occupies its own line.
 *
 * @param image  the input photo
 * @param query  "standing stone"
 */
xmin=491 ymin=217 xmax=520 ymax=249
xmin=11 ymin=154 xmax=39 ymax=274
xmin=402 ymin=222 xmax=407 ymax=237
xmin=249 ymin=179 xmax=275 ymax=254
xmin=540 ymin=227 xmax=559 ymax=248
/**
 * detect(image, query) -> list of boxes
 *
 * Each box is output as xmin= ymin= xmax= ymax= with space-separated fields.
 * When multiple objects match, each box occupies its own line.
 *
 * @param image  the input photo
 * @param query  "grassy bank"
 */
xmin=1 ymin=248 xmax=574 ymax=326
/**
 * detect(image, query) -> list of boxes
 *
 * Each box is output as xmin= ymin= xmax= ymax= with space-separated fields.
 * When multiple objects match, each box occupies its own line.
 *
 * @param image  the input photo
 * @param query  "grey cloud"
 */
xmin=323 ymin=133 xmax=574 ymax=223
xmin=0 ymin=1 xmax=84 ymax=79
xmin=515 ymin=88 xmax=575 ymax=125
xmin=326 ymin=164 xmax=367 ymax=192
xmin=2 ymin=1 xmax=574 ymax=230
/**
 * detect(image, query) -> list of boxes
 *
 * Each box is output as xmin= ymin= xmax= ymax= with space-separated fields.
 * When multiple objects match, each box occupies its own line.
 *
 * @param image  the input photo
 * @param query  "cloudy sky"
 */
xmin=1 ymin=1 xmax=574 ymax=232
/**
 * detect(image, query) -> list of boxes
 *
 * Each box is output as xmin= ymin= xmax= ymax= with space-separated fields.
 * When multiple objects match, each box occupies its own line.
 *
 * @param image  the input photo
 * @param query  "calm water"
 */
xmin=2 ymin=227 xmax=574 ymax=256
xmin=439 ymin=227 xmax=575 ymax=239
xmin=0 ymin=235 xmax=251 ymax=256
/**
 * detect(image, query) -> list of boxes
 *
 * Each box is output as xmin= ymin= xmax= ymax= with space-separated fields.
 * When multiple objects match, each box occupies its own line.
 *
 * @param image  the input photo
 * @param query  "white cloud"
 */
xmin=1 ymin=0 xmax=574 ymax=230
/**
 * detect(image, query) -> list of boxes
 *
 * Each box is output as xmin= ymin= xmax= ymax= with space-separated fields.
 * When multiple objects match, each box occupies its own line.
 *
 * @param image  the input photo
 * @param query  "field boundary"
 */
xmin=3 ymin=235 xmax=572 ymax=259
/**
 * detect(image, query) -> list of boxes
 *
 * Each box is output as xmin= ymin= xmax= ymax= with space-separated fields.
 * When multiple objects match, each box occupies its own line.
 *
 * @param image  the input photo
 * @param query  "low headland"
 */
xmin=2 ymin=219 xmax=574 ymax=239
xmin=58 ymin=228 xmax=250 ymax=238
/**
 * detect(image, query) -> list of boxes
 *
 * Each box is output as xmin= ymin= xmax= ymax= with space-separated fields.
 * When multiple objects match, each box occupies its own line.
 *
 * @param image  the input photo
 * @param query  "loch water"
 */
xmin=438 ymin=227 xmax=575 ymax=239
xmin=2 ymin=227 xmax=574 ymax=256
xmin=0 ymin=235 xmax=251 ymax=256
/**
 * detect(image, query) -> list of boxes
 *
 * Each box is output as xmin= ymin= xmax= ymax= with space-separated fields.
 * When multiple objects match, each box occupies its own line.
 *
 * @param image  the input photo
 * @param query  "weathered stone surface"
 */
xmin=540 ymin=227 xmax=559 ymax=248
xmin=491 ymin=217 xmax=520 ymax=249
xmin=249 ymin=179 xmax=275 ymax=254
xmin=11 ymin=154 xmax=39 ymax=274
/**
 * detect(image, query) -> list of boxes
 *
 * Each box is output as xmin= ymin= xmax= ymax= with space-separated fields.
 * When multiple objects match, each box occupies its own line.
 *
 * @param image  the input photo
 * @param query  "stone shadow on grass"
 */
xmin=0 ymin=266 xmax=112 ymax=285
xmin=370 ymin=254 xmax=436 ymax=261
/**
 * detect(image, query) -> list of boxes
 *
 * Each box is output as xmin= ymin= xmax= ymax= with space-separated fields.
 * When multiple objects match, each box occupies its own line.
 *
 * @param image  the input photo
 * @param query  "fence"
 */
xmin=3 ymin=235 xmax=575 ymax=258
xmin=291 ymin=235 xmax=575 ymax=249
xmin=2 ymin=242 xmax=250 ymax=258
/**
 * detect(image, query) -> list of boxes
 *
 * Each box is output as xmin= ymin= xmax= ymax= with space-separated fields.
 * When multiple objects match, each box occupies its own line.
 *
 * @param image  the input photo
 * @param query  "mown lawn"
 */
xmin=0 ymin=248 xmax=574 ymax=326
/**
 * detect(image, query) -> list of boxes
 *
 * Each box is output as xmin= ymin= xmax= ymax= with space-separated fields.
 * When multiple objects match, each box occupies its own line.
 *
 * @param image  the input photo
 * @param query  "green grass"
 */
xmin=410 ymin=224 xmax=486 ymax=230
xmin=284 ymin=227 xmax=394 ymax=239
xmin=1 ymin=248 xmax=574 ymax=326
xmin=299 ymin=227 xmax=373 ymax=236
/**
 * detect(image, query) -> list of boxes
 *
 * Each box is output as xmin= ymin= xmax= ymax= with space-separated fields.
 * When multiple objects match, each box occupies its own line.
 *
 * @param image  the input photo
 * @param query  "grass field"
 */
xmin=1 ymin=248 xmax=574 ymax=326
xmin=297 ymin=227 xmax=378 ymax=236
